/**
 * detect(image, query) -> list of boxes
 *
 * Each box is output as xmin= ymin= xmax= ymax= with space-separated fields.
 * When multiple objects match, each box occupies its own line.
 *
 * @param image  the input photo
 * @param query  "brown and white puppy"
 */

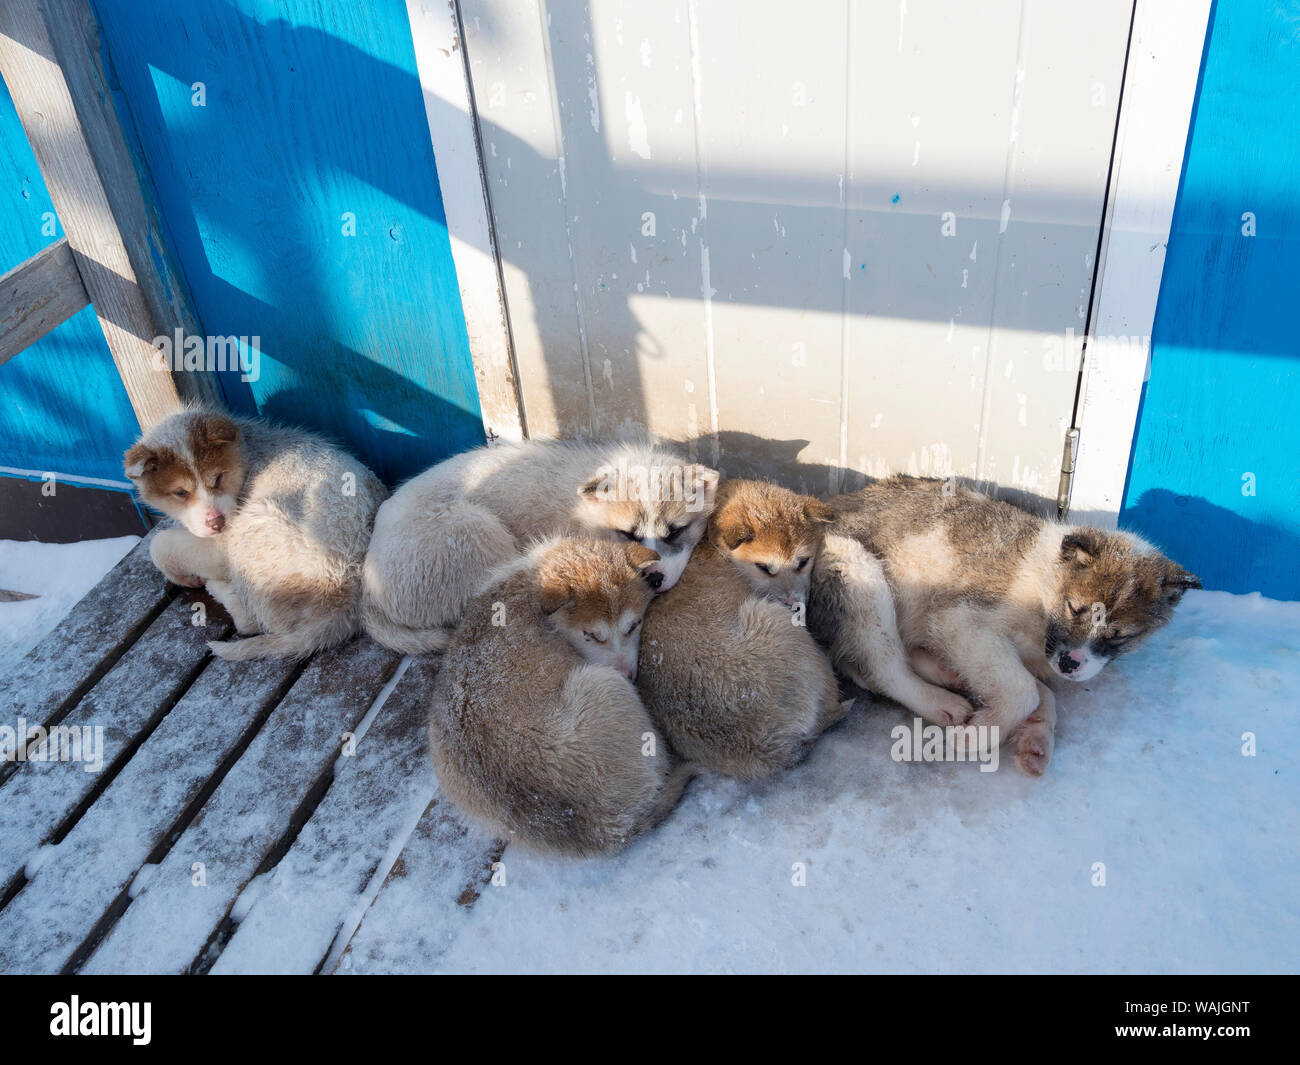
xmin=362 ymin=438 xmax=719 ymax=654
xmin=636 ymin=479 xmax=845 ymax=780
xmin=810 ymin=475 xmax=1199 ymax=775
xmin=428 ymin=537 xmax=692 ymax=856
xmin=124 ymin=408 xmax=387 ymax=661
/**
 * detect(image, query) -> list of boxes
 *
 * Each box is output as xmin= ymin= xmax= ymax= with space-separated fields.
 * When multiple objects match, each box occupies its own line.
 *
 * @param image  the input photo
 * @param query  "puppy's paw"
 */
xmin=1012 ymin=725 xmax=1054 ymax=776
xmin=908 ymin=648 xmax=965 ymax=691
xmin=162 ymin=570 xmax=204 ymax=589
xmin=923 ymin=688 xmax=973 ymax=727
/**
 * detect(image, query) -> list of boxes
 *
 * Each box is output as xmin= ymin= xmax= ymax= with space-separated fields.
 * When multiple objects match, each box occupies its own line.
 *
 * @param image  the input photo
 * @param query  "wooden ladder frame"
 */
xmin=0 ymin=0 xmax=219 ymax=430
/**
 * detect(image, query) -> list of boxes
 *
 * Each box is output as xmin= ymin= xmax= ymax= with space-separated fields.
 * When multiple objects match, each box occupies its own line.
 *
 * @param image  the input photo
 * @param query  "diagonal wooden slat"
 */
xmin=0 ymin=0 xmax=198 ymax=426
xmin=82 ymin=639 xmax=400 ymax=975
xmin=37 ymin=0 xmax=216 ymax=406
xmin=0 ymin=237 xmax=90 ymax=365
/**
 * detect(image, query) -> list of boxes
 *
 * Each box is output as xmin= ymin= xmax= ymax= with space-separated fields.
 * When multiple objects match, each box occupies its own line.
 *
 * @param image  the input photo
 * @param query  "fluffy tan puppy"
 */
xmin=428 ymin=537 xmax=693 ymax=856
xmin=636 ymin=479 xmax=845 ymax=779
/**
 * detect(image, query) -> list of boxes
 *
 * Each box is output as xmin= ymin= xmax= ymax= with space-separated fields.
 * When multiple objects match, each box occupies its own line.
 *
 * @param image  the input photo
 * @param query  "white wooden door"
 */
xmin=459 ymin=0 xmax=1134 ymax=506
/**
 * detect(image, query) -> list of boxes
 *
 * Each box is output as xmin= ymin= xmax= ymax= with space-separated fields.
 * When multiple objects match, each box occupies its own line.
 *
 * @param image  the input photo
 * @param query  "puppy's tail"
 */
xmin=360 ymin=602 xmax=452 ymax=656
xmin=637 ymin=757 xmax=699 ymax=836
xmin=208 ymin=612 xmax=357 ymax=662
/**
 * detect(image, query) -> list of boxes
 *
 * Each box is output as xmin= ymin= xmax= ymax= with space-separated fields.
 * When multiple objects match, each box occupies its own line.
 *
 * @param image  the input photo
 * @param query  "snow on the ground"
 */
xmin=343 ymin=589 xmax=1300 ymax=974
xmin=0 ymin=537 xmax=139 ymax=675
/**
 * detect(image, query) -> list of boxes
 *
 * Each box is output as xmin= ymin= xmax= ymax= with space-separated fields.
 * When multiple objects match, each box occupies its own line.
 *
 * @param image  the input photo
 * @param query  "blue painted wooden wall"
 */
xmin=84 ymin=0 xmax=484 ymax=485
xmin=1121 ymin=0 xmax=1300 ymax=600
xmin=0 ymin=76 xmax=140 ymax=487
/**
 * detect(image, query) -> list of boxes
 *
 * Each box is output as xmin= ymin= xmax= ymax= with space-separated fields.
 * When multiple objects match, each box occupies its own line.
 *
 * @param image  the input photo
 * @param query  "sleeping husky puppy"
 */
xmin=810 ymin=475 xmax=1199 ymax=774
xmin=124 ymin=408 xmax=386 ymax=661
xmin=636 ymin=479 xmax=845 ymax=780
xmin=362 ymin=438 xmax=719 ymax=654
xmin=428 ymin=537 xmax=693 ymax=856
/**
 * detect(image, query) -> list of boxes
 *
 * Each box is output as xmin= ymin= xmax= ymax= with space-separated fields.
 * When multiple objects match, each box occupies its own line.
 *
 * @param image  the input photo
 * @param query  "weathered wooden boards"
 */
xmin=0 ymin=533 xmax=512 ymax=972
xmin=212 ymin=658 xmax=497 ymax=975
xmin=0 ymin=527 xmax=170 ymax=761
xmin=83 ymin=641 xmax=401 ymax=974
xmin=0 ymin=535 xmax=501 ymax=974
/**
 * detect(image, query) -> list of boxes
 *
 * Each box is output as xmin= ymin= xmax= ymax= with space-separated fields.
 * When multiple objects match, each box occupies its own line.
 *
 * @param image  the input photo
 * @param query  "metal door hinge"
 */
xmin=1056 ymin=427 xmax=1080 ymax=519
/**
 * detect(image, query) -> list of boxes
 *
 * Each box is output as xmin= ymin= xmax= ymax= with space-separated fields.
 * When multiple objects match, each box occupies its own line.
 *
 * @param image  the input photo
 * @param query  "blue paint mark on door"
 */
xmin=1122 ymin=0 xmax=1300 ymax=600
xmin=90 ymin=0 xmax=485 ymax=485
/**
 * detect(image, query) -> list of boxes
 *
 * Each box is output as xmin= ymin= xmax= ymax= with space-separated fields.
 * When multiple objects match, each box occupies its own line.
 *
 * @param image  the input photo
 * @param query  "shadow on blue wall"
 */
xmin=1124 ymin=489 xmax=1299 ymax=599
xmin=91 ymin=0 xmax=487 ymax=486
xmin=1120 ymin=0 xmax=1300 ymax=600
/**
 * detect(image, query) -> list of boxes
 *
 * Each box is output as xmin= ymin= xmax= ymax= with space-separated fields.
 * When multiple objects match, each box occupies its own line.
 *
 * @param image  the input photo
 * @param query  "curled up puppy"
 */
xmin=428 ymin=538 xmax=694 ymax=856
xmin=810 ymin=475 xmax=1200 ymax=775
xmin=124 ymin=408 xmax=387 ymax=661
xmin=636 ymin=479 xmax=846 ymax=780
xmin=361 ymin=438 xmax=719 ymax=654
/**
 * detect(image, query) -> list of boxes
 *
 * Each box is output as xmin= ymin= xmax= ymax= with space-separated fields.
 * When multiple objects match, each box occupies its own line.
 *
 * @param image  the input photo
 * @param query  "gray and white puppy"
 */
xmin=124 ymin=407 xmax=386 ymax=661
xmin=809 ymin=475 xmax=1199 ymax=774
xmin=362 ymin=438 xmax=719 ymax=654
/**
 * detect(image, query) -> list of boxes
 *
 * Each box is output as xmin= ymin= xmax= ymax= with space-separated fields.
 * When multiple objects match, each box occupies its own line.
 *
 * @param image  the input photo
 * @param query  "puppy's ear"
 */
xmin=537 ymin=573 xmax=572 ymax=616
xmin=688 ymin=463 xmax=720 ymax=501
xmin=1159 ymin=563 xmax=1201 ymax=604
xmin=123 ymin=443 xmax=157 ymax=479
xmin=577 ymin=465 xmax=615 ymax=501
xmin=196 ymin=413 xmax=238 ymax=447
xmin=1060 ymin=529 xmax=1104 ymax=566
xmin=712 ymin=505 xmax=754 ymax=551
xmin=804 ymin=498 xmax=835 ymax=524
xmin=625 ymin=543 xmax=661 ymax=570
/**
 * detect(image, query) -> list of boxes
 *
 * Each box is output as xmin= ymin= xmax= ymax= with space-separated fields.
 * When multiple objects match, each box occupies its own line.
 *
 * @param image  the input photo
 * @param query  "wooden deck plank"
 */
xmin=82 ymin=640 xmax=400 ymax=975
xmin=0 ymin=651 xmax=302 ymax=974
xmin=209 ymin=658 xmax=446 ymax=974
xmin=334 ymin=800 xmax=501 ymax=974
xmin=0 ymin=595 xmax=217 ymax=901
xmin=0 ymin=530 xmax=169 ymax=759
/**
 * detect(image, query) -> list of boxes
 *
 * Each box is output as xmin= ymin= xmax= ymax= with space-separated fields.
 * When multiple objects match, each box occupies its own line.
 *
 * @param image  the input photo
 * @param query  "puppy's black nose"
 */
xmin=1058 ymin=651 xmax=1079 ymax=675
xmin=645 ymin=571 xmax=664 ymax=590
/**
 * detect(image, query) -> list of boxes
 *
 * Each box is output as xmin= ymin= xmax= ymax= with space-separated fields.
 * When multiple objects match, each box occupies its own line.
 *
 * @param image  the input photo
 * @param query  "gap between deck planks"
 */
xmin=0 ymin=533 xmax=504 ymax=974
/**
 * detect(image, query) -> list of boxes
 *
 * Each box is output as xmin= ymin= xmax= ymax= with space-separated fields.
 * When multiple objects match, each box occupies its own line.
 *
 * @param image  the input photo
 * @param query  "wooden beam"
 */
xmin=0 ymin=0 xmax=213 ymax=429
xmin=0 ymin=237 xmax=90 ymax=365
xmin=38 ymin=0 xmax=220 ymax=409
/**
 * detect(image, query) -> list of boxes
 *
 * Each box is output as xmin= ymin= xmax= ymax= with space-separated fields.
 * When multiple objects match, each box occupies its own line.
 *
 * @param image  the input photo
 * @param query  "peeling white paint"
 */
xmin=625 ymin=91 xmax=652 ymax=158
